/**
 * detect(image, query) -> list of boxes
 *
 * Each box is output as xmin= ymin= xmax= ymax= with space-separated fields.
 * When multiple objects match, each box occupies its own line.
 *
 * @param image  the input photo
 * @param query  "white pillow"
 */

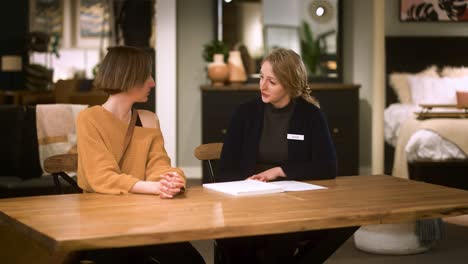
xmin=407 ymin=76 xmax=468 ymax=104
xmin=389 ymin=66 xmax=438 ymax=104
xmin=454 ymin=76 xmax=468 ymax=92
xmin=441 ymin=66 xmax=468 ymax=78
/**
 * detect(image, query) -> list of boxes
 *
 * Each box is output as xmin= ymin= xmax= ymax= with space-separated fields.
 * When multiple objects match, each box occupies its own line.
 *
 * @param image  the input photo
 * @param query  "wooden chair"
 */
xmin=44 ymin=154 xmax=82 ymax=194
xmin=193 ymin=143 xmax=223 ymax=183
xmin=193 ymin=143 xmax=224 ymax=263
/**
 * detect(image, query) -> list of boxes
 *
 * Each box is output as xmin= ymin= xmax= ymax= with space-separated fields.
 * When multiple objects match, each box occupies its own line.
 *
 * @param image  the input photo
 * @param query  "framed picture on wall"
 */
xmin=400 ymin=0 xmax=468 ymax=21
xmin=264 ymin=25 xmax=301 ymax=55
xmin=29 ymin=0 xmax=63 ymax=47
xmin=74 ymin=0 xmax=111 ymax=48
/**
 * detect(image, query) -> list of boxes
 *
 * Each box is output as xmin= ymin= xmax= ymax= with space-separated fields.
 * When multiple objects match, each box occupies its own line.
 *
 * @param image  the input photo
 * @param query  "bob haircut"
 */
xmin=94 ymin=46 xmax=152 ymax=95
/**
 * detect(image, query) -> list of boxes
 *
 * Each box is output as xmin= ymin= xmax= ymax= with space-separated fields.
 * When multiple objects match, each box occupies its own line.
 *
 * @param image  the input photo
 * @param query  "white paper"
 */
xmin=203 ymin=180 xmax=326 ymax=196
xmin=270 ymin=181 xmax=327 ymax=192
xmin=203 ymin=179 xmax=284 ymax=196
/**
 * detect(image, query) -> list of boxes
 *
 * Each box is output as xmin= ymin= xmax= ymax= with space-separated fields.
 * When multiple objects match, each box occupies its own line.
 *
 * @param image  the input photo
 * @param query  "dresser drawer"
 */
xmin=202 ymin=90 xmax=258 ymax=143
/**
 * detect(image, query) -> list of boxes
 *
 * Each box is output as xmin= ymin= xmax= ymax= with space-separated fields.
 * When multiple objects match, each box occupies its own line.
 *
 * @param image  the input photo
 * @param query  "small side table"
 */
xmin=416 ymin=104 xmax=468 ymax=120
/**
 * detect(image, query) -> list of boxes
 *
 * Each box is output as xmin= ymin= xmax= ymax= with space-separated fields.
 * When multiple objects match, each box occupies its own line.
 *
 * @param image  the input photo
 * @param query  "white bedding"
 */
xmin=384 ymin=103 xmax=467 ymax=161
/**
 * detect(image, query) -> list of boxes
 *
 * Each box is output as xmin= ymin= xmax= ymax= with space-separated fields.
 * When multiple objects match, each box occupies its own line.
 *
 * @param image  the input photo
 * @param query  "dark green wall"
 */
xmin=0 ymin=0 xmax=28 ymax=91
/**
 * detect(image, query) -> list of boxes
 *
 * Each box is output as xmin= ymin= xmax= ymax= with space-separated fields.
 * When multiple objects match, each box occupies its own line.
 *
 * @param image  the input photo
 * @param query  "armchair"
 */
xmin=0 ymin=105 xmax=78 ymax=198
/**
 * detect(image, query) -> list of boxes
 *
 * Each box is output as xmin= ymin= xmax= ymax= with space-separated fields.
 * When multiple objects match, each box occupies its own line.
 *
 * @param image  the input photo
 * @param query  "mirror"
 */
xmin=216 ymin=0 xmax=342 ymax=82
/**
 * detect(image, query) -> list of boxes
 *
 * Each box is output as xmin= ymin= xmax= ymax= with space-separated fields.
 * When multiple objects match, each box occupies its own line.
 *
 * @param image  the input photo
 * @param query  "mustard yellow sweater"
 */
xmin=76 ymin=106 xmax=184 ymax=194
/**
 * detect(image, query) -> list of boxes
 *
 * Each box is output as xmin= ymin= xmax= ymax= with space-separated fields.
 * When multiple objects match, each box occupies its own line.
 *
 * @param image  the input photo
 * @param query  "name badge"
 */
xmin=287 ymin=134 xmax=304 ymax=141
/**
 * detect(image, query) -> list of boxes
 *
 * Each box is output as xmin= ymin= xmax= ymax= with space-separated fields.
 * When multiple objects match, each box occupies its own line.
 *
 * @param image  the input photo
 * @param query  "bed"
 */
xmin=384 ymin=36 xmax=468 ymax=190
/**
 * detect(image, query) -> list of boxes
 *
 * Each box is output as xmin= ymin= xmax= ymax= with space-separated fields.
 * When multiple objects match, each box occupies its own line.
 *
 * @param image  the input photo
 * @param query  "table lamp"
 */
xmin=1 ymin=55 xmax=23 ymax=90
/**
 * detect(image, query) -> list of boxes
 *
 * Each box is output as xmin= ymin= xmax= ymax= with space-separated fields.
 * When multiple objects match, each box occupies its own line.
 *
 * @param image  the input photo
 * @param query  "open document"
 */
xmin=203 ymin=179 xmax=327 ymax=196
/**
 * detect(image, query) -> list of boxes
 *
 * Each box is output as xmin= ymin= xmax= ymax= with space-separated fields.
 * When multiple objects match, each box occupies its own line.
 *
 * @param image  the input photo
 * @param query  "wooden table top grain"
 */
xmin=1 ymin=175 xmax=468 ymax=261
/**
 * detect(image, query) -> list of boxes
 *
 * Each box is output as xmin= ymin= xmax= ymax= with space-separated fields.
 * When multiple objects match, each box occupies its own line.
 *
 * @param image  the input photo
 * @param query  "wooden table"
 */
xmin=1 ymin=175 xmax=468 ymax=263
xmin=2 ymin=90 xmax=54 ymax=105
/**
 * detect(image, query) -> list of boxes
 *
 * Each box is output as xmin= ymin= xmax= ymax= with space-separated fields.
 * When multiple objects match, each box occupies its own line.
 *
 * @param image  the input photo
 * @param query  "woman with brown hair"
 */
xmin=76 ymin=46 xmax=205 ymax=263
xmin=217 ymin=48 xmax=356 ymax=263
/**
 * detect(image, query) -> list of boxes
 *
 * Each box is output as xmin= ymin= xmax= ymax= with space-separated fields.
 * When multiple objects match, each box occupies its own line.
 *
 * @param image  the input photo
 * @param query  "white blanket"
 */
xmin=393 ymin=118 xmax=468 ymax=179
xmin=384 ymin=103 xmax=466 ymax=161
xmin=36 ymin=104 xmax=88 ymax=175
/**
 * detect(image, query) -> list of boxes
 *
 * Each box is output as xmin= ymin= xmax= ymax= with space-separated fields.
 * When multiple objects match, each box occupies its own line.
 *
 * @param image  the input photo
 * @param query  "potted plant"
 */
xmin=202 ymin=40 xmax=230 ymax=86
xmin=300 ymin=21 xmax=320 ymax=76
xmin=202 ymin=40 xmax=229 ymax=62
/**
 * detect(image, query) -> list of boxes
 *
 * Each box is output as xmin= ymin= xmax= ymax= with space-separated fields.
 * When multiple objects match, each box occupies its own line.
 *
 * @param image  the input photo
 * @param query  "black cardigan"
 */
xmin=218 ymin=97 xmax=337 ymax=182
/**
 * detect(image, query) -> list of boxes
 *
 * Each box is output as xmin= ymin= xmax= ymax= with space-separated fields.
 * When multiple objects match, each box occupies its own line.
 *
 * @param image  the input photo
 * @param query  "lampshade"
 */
xmin=1 ymin=55 xmax=23 ymax=72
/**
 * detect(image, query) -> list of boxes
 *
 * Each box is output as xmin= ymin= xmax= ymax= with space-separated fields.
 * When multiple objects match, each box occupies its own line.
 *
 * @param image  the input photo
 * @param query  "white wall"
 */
xmin=177 ymin=0 xmax=214 ymax=178
xmin=239 ymin=2 xmax=263 ymax=58
xmin=156 ymin=0 xmax=177 ymax=167
xmin=263 ymin=0 xmax=300 ymax=26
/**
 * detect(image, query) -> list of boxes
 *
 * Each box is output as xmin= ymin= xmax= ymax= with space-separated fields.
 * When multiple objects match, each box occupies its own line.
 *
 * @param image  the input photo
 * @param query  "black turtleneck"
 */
xmin=255 ymin=100 xmax=295 ymax=173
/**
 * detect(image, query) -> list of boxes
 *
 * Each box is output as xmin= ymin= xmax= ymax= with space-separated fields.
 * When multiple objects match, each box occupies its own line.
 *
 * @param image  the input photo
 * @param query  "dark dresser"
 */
xmin=201 ymin=83 xmax=360 ymax=182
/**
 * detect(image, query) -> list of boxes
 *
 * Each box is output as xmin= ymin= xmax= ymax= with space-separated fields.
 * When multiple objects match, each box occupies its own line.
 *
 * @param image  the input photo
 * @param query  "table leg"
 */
xmin=0 ymin=223 xmax=74 ymax=263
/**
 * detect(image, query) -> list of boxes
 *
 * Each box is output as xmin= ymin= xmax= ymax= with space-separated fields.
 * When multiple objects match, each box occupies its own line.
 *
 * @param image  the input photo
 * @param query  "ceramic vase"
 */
xmin=228 ymin=50 xmax=247 ymax=83
xmin=207 ymin=54 xmax=229 ymax=87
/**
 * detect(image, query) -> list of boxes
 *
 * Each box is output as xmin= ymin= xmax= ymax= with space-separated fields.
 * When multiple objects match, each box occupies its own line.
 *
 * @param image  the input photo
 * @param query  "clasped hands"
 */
xmin=131 ymin=172 xmax=185 ymax=198
xmin=157 ymin=172 xmax=185 ymax=199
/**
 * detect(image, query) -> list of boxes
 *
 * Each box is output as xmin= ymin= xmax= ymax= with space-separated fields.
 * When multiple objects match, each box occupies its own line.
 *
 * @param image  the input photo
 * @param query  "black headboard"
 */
xmin=385 ymin=36 xmax=468 ymax=106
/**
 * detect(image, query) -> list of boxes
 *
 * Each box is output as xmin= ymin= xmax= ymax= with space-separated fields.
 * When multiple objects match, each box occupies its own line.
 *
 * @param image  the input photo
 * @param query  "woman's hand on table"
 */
xmin=158 ymin=172 xmax=185 ymax=199
xmin=130 ymin=172 xmax=185 ymax=198
xmin=248 ymin=167 xmax=286 ymax=182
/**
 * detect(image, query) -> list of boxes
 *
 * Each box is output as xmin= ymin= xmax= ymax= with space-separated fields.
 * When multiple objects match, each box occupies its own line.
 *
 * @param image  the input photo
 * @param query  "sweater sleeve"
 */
xmin=145 ymin=128 xmax=186 ymax=183
xmin=218 ymin=105 xmax=247 ymax=182
xmin=280 ymin=109 xmax=337 ymax=180
xmin=76 ymin=113 xmax=140 ymax=194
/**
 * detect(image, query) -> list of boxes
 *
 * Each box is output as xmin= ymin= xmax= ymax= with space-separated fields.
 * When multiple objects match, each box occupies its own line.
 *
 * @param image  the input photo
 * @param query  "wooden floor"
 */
xmin=326 ymin=220 xmax=468 ymax=264
xmin=190 ymin=214 xmax=468 ymax=264
xmin=187 ymin=178 xmax=468 ymax=264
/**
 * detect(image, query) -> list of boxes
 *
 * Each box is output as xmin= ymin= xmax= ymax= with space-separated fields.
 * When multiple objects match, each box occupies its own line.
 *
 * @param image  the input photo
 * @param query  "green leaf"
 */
xmin=202 ymin=40 xmax=229 ymax=62
xmin=300 ymin=21 xmax=321 ymax=75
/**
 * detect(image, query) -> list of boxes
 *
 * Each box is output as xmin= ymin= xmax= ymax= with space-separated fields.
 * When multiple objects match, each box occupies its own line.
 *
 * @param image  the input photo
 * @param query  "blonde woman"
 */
xmin=219 ymin=48 xmax=335 ymax=183
xmin=76 ymin=46 xmax=204 ymax=264
xmin=217 ymin=48 xmax=355 ymax=263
